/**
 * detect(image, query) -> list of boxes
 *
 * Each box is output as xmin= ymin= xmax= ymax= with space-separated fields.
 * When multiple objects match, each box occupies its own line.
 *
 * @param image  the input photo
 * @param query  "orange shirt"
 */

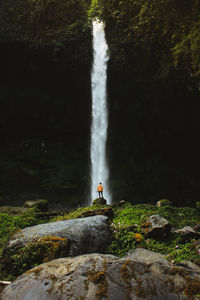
xmin=97 ymin=184 xmax=103 ymax=191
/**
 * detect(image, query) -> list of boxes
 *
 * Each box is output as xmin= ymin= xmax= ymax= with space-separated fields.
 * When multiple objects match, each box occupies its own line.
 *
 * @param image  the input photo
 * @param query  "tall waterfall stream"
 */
xmin=90 ymin=20 xmax=111 ymax=204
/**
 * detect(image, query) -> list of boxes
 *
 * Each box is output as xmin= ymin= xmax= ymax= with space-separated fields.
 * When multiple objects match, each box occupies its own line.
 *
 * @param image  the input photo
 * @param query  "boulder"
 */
xmin=196 ymin=201 xmax=200 ymax=209
xmin=193 ymin=222 xmax=200 ymax=233
xmin=141 ymin=215 xmax=171 ymax=238
xmin=2 ymin=248 xmax=200 ymax=300
xmin=0 ymin=206 xmax=30 ymax=216
xmin=79 ymin=207 xmax=114 ymax=220
xmin=23 ymin=199 xmax=48 ymax=212
xmin=4 ymin=215 xmax=112 ymax=259
xmin=119 ymin=200 xmax=126 ymax=206
xmin=92 ymin=198 xmax=107 ymax=205
xmin=172 ymin=226 xmax=200 ymax=242
xmin=156 ymin=199 xmax=172 ymax=207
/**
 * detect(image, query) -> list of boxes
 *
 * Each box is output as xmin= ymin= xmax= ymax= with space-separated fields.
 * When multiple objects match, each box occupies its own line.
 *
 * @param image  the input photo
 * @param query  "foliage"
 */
xmin=0 ymin=214 xmax=17 ymax=258
xmin=0 ymin=209 xmax=48 ymax=258
xmin=107 ymin=227 xmax=137 ymax=257
xmin=1 ymin=202 xmax=200 ymax=280
xmin=96 ymin=0 xmax=200 ymax=86
xmin=166 ymin=243 xmax=200 ymax=265
xmin=10 ymin=236 xmax=68 ymax=276
xmin=0 ymin=0 xmax=91 ymax=48
xmin=106 ymin=203 xmax=200 ymax=265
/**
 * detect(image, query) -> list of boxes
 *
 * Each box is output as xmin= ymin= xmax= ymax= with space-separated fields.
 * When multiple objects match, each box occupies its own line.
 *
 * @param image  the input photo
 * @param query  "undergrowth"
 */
xmin=0 ymin=202 xmax=200 ymax=280
xmin=106 ymin=203 xmax=200 ymax=265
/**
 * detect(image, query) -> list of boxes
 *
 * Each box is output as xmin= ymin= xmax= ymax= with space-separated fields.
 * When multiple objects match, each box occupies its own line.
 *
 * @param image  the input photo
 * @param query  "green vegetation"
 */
xmin=106 ymin=203 xmax=200 ymax=265
xmin=0 ymin=202 xmax=200 ymax=281
xmin=0 ymin=0 xmax=91 ymax=48
xmin=52 ymin=202 xmax=200 ymax=265
xmin=0 ymin=210 xmax=40 ymax=257
xmin=11 ymin=236 xmax=68 ymax=276
xmin=50 ymin=204 xmax=106 ymax=221
xmin=0 ymin=208 xmax=51 ymax=279
xmin=96 ymin=0 xmax=200 ymax=85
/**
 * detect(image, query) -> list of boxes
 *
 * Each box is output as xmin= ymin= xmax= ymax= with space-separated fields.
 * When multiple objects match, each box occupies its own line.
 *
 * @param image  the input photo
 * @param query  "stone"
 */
xmin=23 ymin=199 xmax=48 ymax=212
xmin=2 ymin=248 xmax=200 ymax=300
xmin=4 ymin=215 xmax=112 ymax=260
xmin=156 ymin=199 xmax=172 ymax=207
xmin=193 ymin=222 xmax=200 ymax=233
xmin=0 ymin=206 xmax=30 ymax=216
xmin=196 ymin=201 xmax=200 ymax=209
xmin=79 ymin=207 xmax=114 ymax=220
xmin=119 ymin=200 xmax=126 ymax=206
xmin=92 ymin=198 xmax=107 ymax=205
xmin=172 ymin=226 xmax=200 ymax=242
xmin=141 ymin=215 xmax=171 ymax=238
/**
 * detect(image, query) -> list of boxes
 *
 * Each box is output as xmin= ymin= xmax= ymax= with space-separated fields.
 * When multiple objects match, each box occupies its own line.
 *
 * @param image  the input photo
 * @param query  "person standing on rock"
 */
xmin=97 ymin=183 xmax=103 ymax=198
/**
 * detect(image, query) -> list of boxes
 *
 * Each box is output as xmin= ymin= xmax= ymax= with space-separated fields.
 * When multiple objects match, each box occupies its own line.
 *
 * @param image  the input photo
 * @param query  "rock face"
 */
xmin=2 ymin=248 xmax=200 ymax=300
xmin=141 ymin=215 xmax=171 ymax=238
xmin=5 ymin=215 xmax=112 ymax=258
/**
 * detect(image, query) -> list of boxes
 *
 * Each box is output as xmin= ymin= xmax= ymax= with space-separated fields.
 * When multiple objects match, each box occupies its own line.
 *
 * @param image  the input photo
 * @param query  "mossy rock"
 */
xmin=0 ymin=206 xmax=30 ymax=216
xmin=7 ymin=236 xmax=68 ymax=276
xmin=156 ymin=199 xmax=172 ymax=207
xmin=79 ymin=207 xmax=114 ymax=220
xmin=23 ymin=199 xmax=48 ymax=212
xmin=196 ymin=202 xmax=200 ymax=209
xmin=92 ymin=198 xmax=107 ymax=205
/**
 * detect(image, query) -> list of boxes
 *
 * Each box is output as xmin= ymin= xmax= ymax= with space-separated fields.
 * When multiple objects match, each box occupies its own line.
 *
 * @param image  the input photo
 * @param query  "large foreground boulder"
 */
xmin=4 ymin=215 xmax=112 ymax=259
xmin=2 ymin=248 xmax=200 ymax=300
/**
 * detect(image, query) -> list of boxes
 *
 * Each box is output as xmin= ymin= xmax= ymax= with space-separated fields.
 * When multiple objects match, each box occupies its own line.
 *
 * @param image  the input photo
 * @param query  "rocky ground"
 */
xmin=0 ymin=198 xmax=200 ymax=299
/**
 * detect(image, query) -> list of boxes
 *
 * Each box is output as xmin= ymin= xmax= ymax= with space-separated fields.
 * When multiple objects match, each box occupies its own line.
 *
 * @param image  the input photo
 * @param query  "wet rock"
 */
xmin=2 ymin=248 xmax=200 ymax=300
xmin=172 ymin=226 xmax=200 ymax=242
xmin=141 ymin=215 xmax=171 ymax=238
xmin=4 ymin=215 xmax=112 ymax=259
xmin=23 ymin=199 xmax=48 ymax=212
xmin=92 ymin=198 xmax=107 ymax=205
xmin=156 ymin=199 xmax=172 ymax=207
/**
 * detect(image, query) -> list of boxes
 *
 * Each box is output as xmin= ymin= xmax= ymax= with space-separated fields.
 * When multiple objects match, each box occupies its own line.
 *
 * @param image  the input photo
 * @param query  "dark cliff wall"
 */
xmin=98 ymin=0 xmax=200 ymax=205
xmin=0 ymin=0 xmax=92 ymax=208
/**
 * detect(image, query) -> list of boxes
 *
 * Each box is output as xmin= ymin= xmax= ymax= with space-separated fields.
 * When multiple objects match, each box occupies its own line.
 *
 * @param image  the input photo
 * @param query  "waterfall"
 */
xmin=90 ymin=20 xmax=111 ymax=204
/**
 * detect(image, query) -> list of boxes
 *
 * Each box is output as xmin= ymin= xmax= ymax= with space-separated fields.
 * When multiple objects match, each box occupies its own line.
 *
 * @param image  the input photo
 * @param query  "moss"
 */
xmin=106 ymin=203 xmax=200 ymax=266
xmin=121 ymin=259 xmax=146 ymax=299
xmin=156 ymin=199 xmax=172 ymax=207
xmin=51 ymin=204 xmax=108 ymax=221
xmin=196 ymin=202 xmax=200 ymax=209
xmin=87 ymin=260 xmax=108 ymax=299
xmin=10 ymin=236 xmax=68 ymax=276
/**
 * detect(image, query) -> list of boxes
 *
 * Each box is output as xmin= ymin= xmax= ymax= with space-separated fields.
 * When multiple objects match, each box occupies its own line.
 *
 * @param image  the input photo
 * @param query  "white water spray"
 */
xmin=90 ymin=20 xmax=111 ymax=203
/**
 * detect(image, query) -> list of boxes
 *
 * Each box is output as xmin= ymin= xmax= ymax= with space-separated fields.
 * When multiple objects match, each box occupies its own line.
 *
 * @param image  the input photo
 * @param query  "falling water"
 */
xmin=90 ymin=20 xmax=111 ymax=204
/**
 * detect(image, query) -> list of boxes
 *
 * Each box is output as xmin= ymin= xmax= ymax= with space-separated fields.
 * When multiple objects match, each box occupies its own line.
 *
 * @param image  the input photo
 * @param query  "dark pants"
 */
xmin=98 ymin=191 xmax=103 ymax=198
